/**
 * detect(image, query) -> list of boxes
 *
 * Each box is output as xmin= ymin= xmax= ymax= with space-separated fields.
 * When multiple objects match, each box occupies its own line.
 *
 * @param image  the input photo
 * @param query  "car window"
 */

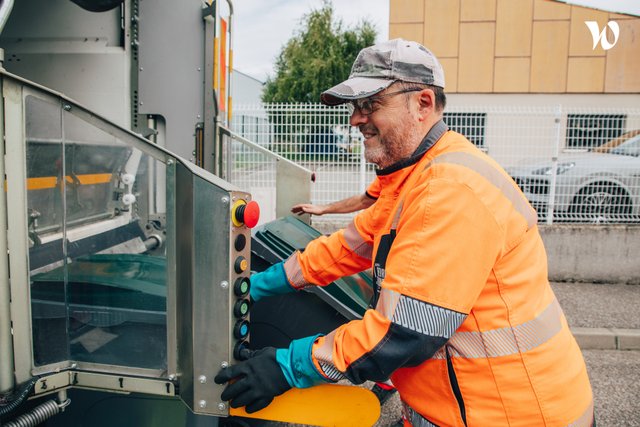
xmin=610 ymin=135 xmax=640 ymax=157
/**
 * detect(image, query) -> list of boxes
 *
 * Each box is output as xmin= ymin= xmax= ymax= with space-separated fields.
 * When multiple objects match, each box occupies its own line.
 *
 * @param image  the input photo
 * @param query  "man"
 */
xmin=291 ymin=177 xmax=379 ymax=216
xmin=215 ymin=39 xmax=594 ymax=426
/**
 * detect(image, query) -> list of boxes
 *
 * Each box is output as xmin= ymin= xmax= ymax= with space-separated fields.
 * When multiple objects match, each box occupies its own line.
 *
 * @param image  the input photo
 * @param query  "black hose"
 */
xmin=0 ymin=378 xmax=38 ymax=418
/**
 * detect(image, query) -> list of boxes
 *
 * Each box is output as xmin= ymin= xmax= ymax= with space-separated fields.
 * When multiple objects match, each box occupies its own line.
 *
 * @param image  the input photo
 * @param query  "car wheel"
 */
xmin=571 ymin=183 xmax=632 ymax=223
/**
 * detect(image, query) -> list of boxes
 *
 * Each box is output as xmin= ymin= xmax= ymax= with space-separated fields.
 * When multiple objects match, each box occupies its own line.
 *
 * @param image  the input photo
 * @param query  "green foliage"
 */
xmin=262 ymin=1 xmax=377 ymax=103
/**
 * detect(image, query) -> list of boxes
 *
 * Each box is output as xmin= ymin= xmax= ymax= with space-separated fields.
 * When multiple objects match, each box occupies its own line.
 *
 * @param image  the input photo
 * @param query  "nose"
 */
xmin=350 ymin=109 xmax=368 ymax=127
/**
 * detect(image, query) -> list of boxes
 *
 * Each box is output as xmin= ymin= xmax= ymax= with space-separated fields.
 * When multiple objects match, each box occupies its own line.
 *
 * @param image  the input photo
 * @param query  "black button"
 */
xmin=233 ymin=341 xmax=250 ymax=360
xmin=234 ymin=277 xmax=250 ymax=297
xmin=234 ymin=299 xmax=250 ymax=318
xmin=233 ymin=320 xmax=250 ymax=339
xmin=234 ymin=234 xmax=246 ymax=251
xmin=234 ymin=256 xmax=248 ymax=273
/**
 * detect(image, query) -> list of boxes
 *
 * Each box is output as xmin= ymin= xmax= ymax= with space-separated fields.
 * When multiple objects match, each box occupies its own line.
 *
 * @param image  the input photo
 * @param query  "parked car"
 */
xmin=305 ymin=125 xmax=358 ymax=161
xmin=507 ymin=133 xmax=640 ymax=223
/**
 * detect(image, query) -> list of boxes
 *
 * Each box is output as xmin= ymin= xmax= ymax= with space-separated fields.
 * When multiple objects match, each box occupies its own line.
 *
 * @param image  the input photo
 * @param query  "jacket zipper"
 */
xmin=445 ymin=346 xmax=467 ymax=426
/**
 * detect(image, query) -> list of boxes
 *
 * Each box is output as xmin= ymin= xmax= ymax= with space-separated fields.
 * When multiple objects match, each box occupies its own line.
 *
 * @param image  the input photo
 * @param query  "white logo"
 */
xmin=585 ymin=21 xmax=620 ymax=50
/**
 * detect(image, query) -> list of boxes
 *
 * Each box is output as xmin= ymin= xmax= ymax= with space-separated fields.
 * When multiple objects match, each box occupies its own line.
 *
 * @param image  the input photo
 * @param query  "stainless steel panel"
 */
xmin=166 ymin=161 xmax=178 ymax=379
xmin=4 ymin=78 xmax=35 ymax=384
xmin=191 ymin=176 xmax=233 ymax=416
xmin=276 ymin=159 xmax=312 ymax=223
xmin=175 ymin=163 xmax=196 ymax=408
xmin=0 ymin=75 xmax=14 ymax=393
xmin=138 ymin=0 xmax=205 ymax=160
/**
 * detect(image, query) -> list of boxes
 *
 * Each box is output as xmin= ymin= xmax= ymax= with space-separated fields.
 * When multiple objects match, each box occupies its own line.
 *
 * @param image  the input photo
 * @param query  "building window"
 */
xmin=444 ymin=112 xmax=486 ymax=148
xmin=566 ymin=114 xmax=626 ymax=149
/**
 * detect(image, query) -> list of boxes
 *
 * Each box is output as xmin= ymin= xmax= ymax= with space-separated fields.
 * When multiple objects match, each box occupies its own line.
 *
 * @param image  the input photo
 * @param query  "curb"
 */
xmin=571 ymin=327 xmax=640 ymax=350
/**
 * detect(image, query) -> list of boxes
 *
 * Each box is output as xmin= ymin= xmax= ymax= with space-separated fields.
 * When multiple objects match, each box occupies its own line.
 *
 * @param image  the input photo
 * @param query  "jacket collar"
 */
xmin=375 ymin=119 xmax=448 ymax=176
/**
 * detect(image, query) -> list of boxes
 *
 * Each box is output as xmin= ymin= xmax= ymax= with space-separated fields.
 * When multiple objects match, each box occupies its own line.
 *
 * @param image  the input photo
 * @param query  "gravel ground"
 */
xmin=552 ymin=281 xmax=640 ymax=329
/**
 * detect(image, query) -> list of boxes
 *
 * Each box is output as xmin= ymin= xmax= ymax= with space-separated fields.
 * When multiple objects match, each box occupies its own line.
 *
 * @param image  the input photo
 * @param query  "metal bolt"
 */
xmin=199 ymin=400 xmax=207 ymax=408
xmin=220 ymin=361 xmax=229 ymax=369
xmin=220 ymin=281 xmax=229 ymax=289
xmin=221 ymin=196 xmax=230 ymax=205
xmin=63 ymin=104 xmax=71 ymax=111
xmin=70 ymin=363 xmax=77 ymax=369
xmin=139 ymin=67 xmax=144 ymax=71
xmin=198 ymin=375 xmax=207 ymax=384
xmin=167 ymin=159 xmax=174 ymax=166
xmin=168 ymin=374 xmax=176 ymax=381
xmin=218 ymin=403 xmax=227 ymax=411
xmin=140 ymin=101 xmax=144 ymax=105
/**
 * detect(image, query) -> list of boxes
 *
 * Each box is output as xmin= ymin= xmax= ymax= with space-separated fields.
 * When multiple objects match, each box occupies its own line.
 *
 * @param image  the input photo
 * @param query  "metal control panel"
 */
xmin=173 ymin=162 xmax=259 ymax=416
xmin=229 ymin=197 xmax=259 ymax=359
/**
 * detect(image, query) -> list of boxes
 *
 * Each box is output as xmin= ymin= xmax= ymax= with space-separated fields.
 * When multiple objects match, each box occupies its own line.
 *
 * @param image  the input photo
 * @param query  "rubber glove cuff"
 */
xmin=250 ymin=261 xmax=294 ymax=302
xmin=276 ymin=335 xmax=330 ymax=389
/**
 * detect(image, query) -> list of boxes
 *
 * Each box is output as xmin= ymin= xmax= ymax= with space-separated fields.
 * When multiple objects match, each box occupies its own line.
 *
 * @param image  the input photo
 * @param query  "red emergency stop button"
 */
xmin=232 ymin=200 xmax=260 ymax=228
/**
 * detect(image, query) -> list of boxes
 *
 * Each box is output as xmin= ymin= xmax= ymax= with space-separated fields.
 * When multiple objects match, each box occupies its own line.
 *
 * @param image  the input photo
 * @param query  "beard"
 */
xmin=362 ymin=122 xmax=423 ymax=169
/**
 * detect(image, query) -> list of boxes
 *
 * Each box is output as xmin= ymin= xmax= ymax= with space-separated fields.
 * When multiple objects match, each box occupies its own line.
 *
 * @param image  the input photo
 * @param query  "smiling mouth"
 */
xmin=360 ymin=127 xmax=377 ymax=141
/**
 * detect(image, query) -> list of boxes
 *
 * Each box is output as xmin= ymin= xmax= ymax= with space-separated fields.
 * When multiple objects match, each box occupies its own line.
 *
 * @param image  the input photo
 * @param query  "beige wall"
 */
xmin=389 ymin=0 xmax=640 ymax=93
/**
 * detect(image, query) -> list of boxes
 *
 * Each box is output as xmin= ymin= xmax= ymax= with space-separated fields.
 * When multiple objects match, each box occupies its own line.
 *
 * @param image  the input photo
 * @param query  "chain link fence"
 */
xmin=231 ymin=103 xmax=640 ymax=226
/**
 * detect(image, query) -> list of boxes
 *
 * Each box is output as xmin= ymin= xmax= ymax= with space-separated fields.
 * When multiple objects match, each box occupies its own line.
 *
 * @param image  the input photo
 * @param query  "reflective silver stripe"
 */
xmin=391 ymin=200 xmax=403 ymax=229
xmin=343 ymin=221 xmax=373 ymax=260
xmin=567 ymin=400 xmax=594 ymax=427
xmin=376 ymin=287 xmax=401 ymax=320
xmin=376 ymin=288 xmax=466 ymax=339
xmin=402 ymin=403 xmax=439 ymax=427
xmin=432 ymin=298 xmax=563 ymax=359
xmin=312 ymin=330 xmax=345 ymax=381
xmin=283 ymin=252 xmax=308 ymax=290
xmin=429 ymin=151 xmax=538 ymax=229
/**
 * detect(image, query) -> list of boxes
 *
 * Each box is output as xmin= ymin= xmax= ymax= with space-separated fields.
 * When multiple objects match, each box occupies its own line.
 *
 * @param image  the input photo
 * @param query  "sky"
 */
xmin=229 ymin=0 xmax=638 ymax=84
xmin=230 ymin=0 xmax=389 ymax=82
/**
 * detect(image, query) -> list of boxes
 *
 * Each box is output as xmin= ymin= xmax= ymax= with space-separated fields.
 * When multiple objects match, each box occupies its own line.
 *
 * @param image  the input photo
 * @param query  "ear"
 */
xmin=416 ymin=89 xmax=436 ymax=121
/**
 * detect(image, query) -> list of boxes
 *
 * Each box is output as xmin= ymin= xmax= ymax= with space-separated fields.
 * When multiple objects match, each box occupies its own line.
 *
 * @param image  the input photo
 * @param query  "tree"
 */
xmin=262 ymin=1 xmax=377 ymax=103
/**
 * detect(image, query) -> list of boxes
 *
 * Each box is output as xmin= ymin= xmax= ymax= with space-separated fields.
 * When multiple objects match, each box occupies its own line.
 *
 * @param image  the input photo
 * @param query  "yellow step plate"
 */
xmin=229 ymin=384 xmax=381 ymax=426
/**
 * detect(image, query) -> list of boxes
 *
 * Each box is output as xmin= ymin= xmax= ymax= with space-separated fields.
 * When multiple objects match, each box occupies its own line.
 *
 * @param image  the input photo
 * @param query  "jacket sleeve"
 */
xmin=309 ymin=177 xmax=504 ymax=383
xmin=282 ymin=212 xmax=376 ymax=289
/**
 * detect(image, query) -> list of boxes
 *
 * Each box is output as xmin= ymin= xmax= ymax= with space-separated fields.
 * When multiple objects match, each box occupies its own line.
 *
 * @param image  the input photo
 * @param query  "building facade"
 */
xmin=389 ymin=0 xmax=640 ymax=96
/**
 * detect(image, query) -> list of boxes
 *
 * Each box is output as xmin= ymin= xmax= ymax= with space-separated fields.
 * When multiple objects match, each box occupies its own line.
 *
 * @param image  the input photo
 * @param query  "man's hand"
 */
xmin=291 ymin=203 xmax=326 ymax=216
xmin=214 ymin=348 xmax=291 ymax=413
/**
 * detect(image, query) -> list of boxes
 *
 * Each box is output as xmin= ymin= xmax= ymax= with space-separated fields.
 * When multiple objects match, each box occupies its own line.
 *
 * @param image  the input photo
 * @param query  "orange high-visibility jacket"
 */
xmin=283 ymin=121 xmax=593 ymax=426
xmin=366 ymin=175 xmax=382 ymax=199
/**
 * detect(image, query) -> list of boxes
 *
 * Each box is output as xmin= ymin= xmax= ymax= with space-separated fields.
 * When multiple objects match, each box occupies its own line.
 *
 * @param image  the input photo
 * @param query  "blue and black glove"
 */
xmin=214 ymin=335 xmax=327 ymax=413
xmin=249 ymin=261 xmax=296 ymax=302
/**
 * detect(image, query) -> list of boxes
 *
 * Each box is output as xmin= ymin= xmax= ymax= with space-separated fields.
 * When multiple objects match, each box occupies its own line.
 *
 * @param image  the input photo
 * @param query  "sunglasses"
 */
xmin=346 ymin=88 xmax=423 ymax=116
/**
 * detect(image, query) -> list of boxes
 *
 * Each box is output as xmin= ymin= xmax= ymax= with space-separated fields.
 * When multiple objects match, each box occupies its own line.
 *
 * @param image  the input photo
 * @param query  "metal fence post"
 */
xmin=546 ymin=105 xmax=563 ymax=224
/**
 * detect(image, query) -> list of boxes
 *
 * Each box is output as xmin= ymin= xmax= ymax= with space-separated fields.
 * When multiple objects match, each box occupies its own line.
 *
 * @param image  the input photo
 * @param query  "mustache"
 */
xmin=359 ymin=125 xmax=376 ymax=134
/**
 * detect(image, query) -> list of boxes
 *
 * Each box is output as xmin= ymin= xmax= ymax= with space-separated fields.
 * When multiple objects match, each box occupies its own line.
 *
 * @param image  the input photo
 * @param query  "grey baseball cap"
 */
xmin=321 ymin=38 xmax=445 ymax=106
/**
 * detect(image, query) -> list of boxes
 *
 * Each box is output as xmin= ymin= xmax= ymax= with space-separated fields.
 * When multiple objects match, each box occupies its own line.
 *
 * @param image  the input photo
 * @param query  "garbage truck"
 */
xmin=0 ymin=0 xmax=379 ymax=425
